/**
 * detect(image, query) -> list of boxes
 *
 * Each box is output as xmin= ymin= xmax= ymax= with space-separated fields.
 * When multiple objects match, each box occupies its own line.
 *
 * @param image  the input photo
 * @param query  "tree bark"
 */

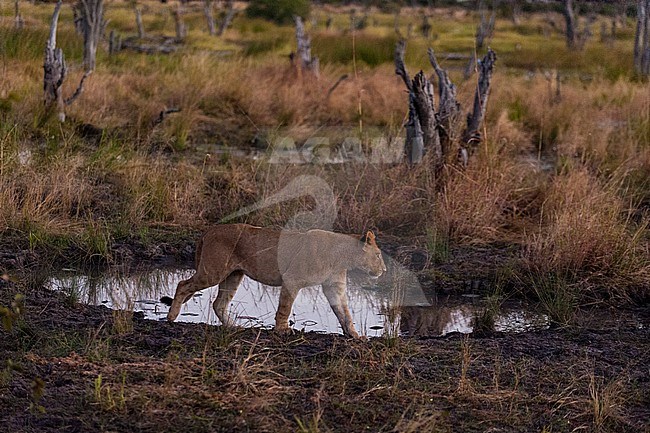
xmin=109 ymin=30 xmax=122 ymax=55
xmin=395 ymin=40 xmax=441 ymax=167
xmin=44 ymin=0 xmax=67 ymax=122
xmin=463 ymin=49 xmax=497 ymax=152
xmin=76 ymin=0 xmax=104 ymax=72
xmin=428 ymin=48 xmax=460 ymax=157
xmin=204 ymin=0 xmax=215 ymax=36
xmin=135 ymin=6 xmax=145 ymax=38
xmin=564 ymin=0 xmax=577 ymax=49
xmin=14 ymin=0 xmax=24 ymax=29
xmin=173 ymin=6 xmax=186 ymax=40
xmin=217 ymin=1 xmax=236 ymax=36
xmin=294 ymin=16 xmax=319 ymax=77
xmin=634 ymin=0 xmax=650 ymax=77
xmin=397 ymin=40 xmax=496 ymax=168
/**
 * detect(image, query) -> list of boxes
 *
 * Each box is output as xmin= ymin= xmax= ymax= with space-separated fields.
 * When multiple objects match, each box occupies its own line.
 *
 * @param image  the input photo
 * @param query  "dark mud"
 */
xmin=1 ymin=279 xmax=649 ymax=433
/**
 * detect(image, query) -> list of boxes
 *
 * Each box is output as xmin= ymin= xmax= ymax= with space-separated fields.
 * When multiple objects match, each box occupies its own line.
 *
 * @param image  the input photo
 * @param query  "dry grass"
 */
xmin=522 ymin=168 xmax=649 ymax=300
xmin=1 ymin=1 xmax=649 ymax=303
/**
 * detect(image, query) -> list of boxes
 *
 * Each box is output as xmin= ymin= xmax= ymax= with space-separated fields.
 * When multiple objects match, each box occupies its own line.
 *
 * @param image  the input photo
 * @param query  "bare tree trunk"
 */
xmin=76 ymin=0 xmax=104 ymax=72
xmin=396 ymin=40 xmax=497 ymax=168
xmin=476 ymin=8 xmax=495 ymax=49
xmin=428 ymin=48 xmax=460 ymax=157
xmin=511 ymin=0 xmax=521 ymax=26
xmin=466 ymin=6 xmax=495 ymax=79
xmin=14 ymin=0 xmax=24 ymax=29
xmin=173 ymin=6 xmax=186 ymax=40
xmin=634 ymin=0 xmax=650 ymax=77
xmin=204 ymin=0 xmax=215 ymax=36
xmin=463 ymin=49 xmax=497 ymax=153
xmin=395 ymin=40 xmax=441 ymax=167
xmin=135 ymin=6 xmax=145 ymax=38
xmin=421 ymin=14 xmax=431 ymax=38
xmin=217 ymin=0 xmax=235 ymax=36
xmin=44 ymin=1 xmax=93 ymax=123
xmin=44 ymin=0 xmax=67 ymax=122
xmin=109 ymin=29 xmax=121 ymax=55
xmin=293 ymin=16 xmax=319 ymax=77
xmin=564 ymin=0 xmax=577 ymax=49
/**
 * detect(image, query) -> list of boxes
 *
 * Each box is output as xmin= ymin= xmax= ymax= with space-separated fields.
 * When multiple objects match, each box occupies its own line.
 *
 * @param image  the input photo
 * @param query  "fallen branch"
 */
xmin=327 ymin=74 xmax=349 ymax=97
xmin=154 ymin=107 xmax=181 ymax=126
xmin=65 ymin=70 xmax=92 ymax=106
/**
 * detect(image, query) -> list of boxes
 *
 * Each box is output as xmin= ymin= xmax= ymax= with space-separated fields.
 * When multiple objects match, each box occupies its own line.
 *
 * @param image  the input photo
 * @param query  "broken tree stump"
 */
xmin=44 ymin=0 xmax=67 ymax=122
xmin=173 ymin=6 xmax=186 ymax=40
xmin=428 ymin=48 xmax=460 ymax=156
xmin=135 ymin=6 xmax=145 ymax=38
xmin=293 ymin=16 xmax=319 ymax=78
xmin=395 ymin=39 xmax=440 ymax=167
xmin=14 ymin=0 xmax=24 ymax=29
xmin=109 ymin=30 xmax=122 ymax=55
xmin=44 ymin=0 xmax=92 ymax=123
xmin=462 ymin=48 xmax=497 ymax=155
xmin=634 ymin=0 xmax=650 ymax=77
xmin=395 ymin=40 xmax=497 ymax=168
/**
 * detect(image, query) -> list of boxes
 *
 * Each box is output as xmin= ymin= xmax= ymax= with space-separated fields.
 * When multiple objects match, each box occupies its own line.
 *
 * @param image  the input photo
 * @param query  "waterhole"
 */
xmin=47 ymin=268 xmax=549 ymax=337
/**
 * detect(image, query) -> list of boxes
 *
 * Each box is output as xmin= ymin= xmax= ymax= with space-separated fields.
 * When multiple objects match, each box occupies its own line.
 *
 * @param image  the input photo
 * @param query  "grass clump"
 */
xmin=522 ymin=169 xmax=650 ymax=302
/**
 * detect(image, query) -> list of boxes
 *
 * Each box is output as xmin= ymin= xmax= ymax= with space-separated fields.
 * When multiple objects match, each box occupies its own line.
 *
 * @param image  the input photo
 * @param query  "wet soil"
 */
xmin=1 ymin=279 xmax=649 ymax=433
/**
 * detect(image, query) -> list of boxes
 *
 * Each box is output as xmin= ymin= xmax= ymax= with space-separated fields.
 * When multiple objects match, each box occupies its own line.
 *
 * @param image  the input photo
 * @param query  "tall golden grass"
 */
xmin=0 ymin=1 xmax=648 ymax=301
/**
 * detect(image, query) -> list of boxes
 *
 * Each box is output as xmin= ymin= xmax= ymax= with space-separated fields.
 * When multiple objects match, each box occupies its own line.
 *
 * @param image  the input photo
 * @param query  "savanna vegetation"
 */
xmin=1 ymin=0 xmax=649 ymax=431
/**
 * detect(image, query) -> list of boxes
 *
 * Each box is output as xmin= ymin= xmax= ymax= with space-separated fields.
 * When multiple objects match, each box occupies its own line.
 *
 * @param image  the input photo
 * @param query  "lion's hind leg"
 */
xmin=212 ymin=270 xmax=244 ymax=326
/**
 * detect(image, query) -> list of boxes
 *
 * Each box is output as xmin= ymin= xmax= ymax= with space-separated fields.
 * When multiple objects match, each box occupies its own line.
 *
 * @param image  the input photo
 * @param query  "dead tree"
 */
xmin=76 ymin=0 xmax=104 ymax=72
xmin=462 ymin=49 xmax=497 ymax=157
xmin=635 ymin=0 xmax=650 ymax=77
xmin=135 ymin=6 xmax=145 ymax=38
xmin=476 ymin=8 xmax=495 ymax=49
xmin=173 ymin=6 xmax=186 ymax=40
xmin=466 ymin=6 xmax=495 ymax=79
xmin=14 ymin=0 xmax=24 ymax=29
xmin=395 ymin=40 xmax=440 ymax=166
xmin=395 ymin=40 xmax=496 ymax=168
xmin=421 ymin=14 xmax=432 ymax=38
xmin=293 ymin=16 xmax=319 ymax=78
xmin=564 ymin=0 xmax=577 ymax=49
xmin=217 ymin=0 xmax=236 ymax=36
xmin=44 ymin=1 xmax=67 ymax=122
xmin=44 ymin=1 xmax=91 ymax=122
xmin=429 ymin=48 xmax=460 ymax=157
xmin=204 ymin=0 xmax=215 ymax=36
xmin=509 ymin=0 xmax=521 ymax=26
xmin=109 ymin=30 xmax=122 ymax=55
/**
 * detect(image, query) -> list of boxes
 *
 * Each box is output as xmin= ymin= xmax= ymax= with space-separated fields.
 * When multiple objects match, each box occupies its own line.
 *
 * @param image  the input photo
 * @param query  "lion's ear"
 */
xmin=360 ymin=230 xmax=376 ymax=246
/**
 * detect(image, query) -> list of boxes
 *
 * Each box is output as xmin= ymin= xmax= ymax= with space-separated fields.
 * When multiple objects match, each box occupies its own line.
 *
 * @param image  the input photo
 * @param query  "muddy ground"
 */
xmin=1 ymin=273 xmax=649 ymax=433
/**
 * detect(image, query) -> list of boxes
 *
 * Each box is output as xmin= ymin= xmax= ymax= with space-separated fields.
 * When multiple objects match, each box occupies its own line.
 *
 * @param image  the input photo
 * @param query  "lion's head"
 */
xmin=357 ymin=231 xmax=386 ymax=278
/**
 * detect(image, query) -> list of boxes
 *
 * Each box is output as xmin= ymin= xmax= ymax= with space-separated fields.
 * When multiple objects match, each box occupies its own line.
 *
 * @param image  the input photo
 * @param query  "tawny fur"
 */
xmin=165 ymin=223 xmax=386 ymax=338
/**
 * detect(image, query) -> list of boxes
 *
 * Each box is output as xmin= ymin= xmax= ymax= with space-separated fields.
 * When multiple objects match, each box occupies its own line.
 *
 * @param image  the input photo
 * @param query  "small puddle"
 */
xmin=46 ymin=268 xmax=549 ymax=337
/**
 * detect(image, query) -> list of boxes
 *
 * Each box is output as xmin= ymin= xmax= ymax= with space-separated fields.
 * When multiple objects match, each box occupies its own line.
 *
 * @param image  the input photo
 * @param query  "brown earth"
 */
xmin=1 ymin=276 xmax=649 ymax=433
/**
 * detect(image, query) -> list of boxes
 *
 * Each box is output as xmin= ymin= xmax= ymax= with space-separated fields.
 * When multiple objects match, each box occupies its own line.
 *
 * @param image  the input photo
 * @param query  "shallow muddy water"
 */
xmin=47 ymin=268 xmax=550 ymax=337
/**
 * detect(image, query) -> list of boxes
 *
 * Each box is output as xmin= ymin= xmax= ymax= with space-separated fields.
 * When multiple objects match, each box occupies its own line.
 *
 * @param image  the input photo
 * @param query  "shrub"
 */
xmin=246 ymin=0 xmax=310 ymax=25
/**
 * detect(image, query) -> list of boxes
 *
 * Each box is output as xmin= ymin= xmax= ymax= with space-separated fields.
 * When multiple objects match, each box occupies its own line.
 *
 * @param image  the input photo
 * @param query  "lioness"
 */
xmin=162 ymin=223 xmax=386 ymax=338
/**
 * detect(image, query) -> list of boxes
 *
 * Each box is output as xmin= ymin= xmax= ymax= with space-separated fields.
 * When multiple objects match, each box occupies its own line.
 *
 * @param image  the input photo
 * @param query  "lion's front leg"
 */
xmin=322 ymin=274 xmax=360 ymax=339
xmin=274 ymin=284 xmax=300 ymax=334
